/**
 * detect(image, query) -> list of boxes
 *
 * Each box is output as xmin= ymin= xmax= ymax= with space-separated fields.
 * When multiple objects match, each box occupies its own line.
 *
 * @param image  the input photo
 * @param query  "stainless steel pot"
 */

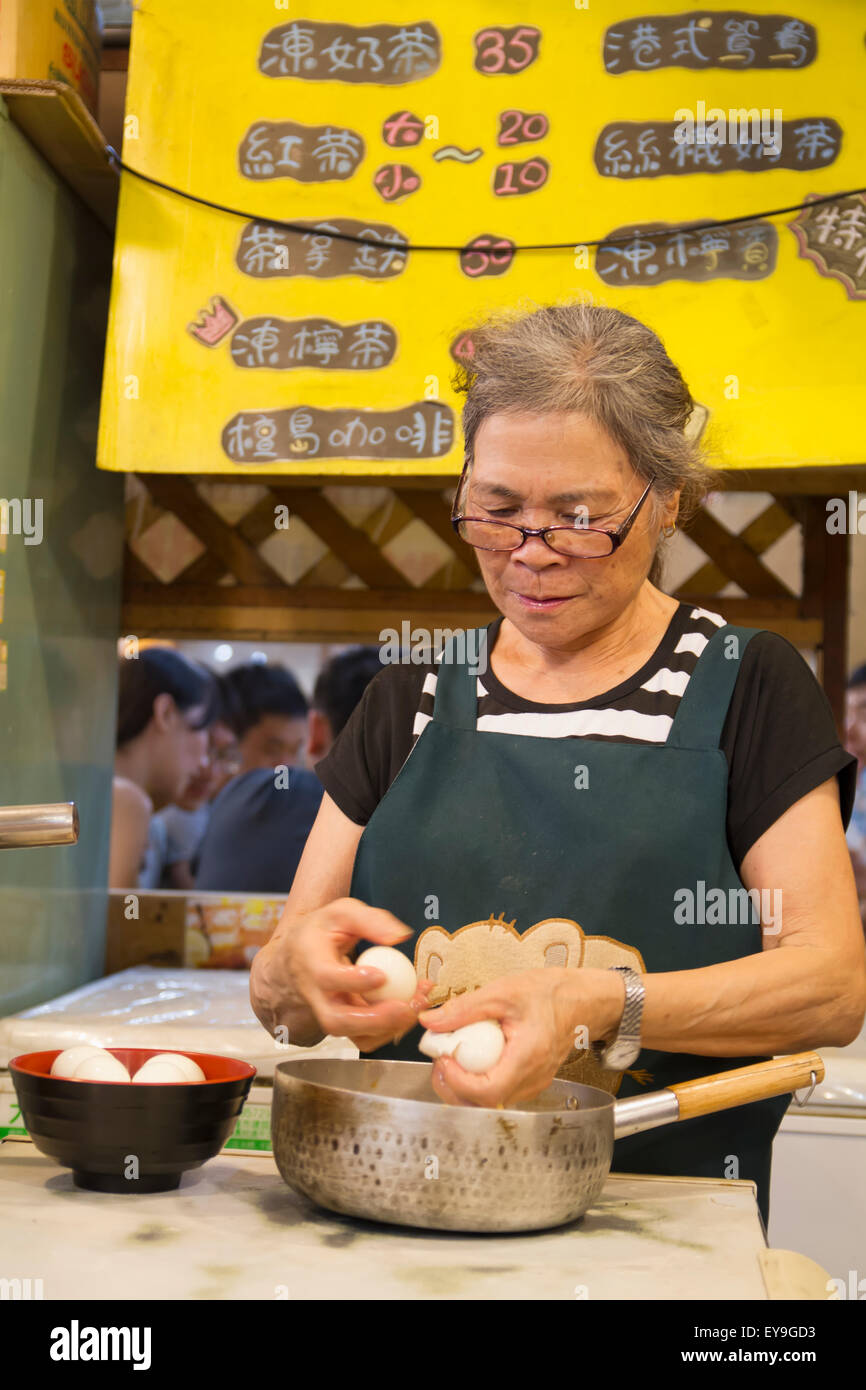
xmin=271 ymin=1052 xmax=822 ymax=1233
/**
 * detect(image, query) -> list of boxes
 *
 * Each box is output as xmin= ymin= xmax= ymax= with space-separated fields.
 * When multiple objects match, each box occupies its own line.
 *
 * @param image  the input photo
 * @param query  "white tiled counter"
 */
xmin=0 ymin=1138 xmax=831 ymax=1301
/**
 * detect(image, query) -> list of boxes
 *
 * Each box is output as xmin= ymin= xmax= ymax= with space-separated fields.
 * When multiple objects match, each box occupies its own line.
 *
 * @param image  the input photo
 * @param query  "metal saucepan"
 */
xmin=271 ymin=1052 xmax=823 ymax=1233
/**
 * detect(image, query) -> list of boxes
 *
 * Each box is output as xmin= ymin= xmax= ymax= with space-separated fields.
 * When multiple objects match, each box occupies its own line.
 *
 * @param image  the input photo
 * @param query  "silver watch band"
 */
xmin=591 ymin=966 xmax=645 ymax=1070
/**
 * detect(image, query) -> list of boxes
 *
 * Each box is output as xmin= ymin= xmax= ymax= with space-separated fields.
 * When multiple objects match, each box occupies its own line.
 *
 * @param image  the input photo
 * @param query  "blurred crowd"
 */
xmin=111 ymin=642 xmax=866 ymax=911
xmin=109 ymin=646 xmax=381 ymax=894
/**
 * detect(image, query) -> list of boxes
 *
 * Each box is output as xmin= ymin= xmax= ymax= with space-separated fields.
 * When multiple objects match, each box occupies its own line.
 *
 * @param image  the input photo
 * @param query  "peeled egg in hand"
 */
xmin=418 ymin=1029 xmax=454 ymax=1060
xmin=50 ymin=1045 xmax=110 ymax=1078
xmin=70 ymin=1052 xmax=132 ymax=1083
xmin=132 ymin=1054 xmax=201 ymax=1084
xmin=355 ymin=946 xmax=417 ymax=1003
xmin=419 ymin=1020 xmax=505 ymax=1074
xmin=452 ymin=1021 xmax=506 ymax=1073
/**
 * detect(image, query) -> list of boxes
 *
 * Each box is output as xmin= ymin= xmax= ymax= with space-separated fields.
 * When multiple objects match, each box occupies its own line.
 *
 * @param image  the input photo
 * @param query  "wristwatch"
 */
xmin=591 ymin=966 xmax=645 ymax=1070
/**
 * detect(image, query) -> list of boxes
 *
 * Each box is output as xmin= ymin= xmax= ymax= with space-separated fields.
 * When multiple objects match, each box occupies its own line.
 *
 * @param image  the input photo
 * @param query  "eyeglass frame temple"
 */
xmin=450 ymin=470 xmax=655 ymax=554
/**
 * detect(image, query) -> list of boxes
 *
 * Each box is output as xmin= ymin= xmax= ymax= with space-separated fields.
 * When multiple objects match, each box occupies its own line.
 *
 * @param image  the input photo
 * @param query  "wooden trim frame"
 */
xmin=0 ymin=79 xmax=118 ymax=228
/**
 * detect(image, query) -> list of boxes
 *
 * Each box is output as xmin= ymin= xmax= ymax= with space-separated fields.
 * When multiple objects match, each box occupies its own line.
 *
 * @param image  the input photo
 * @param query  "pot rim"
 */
xmin=274 ymin=1056 xmax=616 ymax=1120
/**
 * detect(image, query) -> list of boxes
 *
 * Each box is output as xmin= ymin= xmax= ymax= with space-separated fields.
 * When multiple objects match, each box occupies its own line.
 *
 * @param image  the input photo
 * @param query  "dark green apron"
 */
xmin=351 ymin=623 xmax=790 ymax=1225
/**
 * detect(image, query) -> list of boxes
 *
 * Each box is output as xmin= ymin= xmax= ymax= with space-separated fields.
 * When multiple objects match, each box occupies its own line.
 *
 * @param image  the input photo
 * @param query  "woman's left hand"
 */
xmin=417 ymin=967 xmax=624 ymax=1108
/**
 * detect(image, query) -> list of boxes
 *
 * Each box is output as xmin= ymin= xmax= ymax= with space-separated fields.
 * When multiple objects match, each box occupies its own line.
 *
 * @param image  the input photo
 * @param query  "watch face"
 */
xmin=606 ymin=1041 xmax=639 ymax=1070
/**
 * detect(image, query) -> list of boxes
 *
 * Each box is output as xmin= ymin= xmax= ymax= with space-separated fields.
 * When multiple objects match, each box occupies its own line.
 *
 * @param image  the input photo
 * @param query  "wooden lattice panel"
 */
xmin=121 ymin=470 xmax=859 ymax=726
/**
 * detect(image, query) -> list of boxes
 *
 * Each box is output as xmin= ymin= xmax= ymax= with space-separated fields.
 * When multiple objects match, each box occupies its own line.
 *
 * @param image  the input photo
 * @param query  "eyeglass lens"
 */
xmin=456 ymin=519 xmax=614 ymax=556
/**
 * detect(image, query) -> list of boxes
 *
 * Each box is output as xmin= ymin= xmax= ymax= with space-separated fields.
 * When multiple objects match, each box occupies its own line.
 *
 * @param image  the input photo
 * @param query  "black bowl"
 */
xmin=9 ymin=1048 xmax=256 ymax=1193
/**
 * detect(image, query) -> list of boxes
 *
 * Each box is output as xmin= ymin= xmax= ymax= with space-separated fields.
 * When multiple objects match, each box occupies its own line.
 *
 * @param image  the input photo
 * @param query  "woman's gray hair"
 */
xmin=451 ymin=298 xmax=723 ymax=586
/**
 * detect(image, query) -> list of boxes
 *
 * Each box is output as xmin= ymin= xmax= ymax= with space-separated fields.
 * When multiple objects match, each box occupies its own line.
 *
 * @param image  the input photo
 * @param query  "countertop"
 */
xmin=0 ymin=1137 xmax=830 ymax=1300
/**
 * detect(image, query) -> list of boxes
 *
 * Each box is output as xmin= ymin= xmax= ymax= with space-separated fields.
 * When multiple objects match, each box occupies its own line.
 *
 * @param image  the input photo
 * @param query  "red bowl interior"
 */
xmin=9 ymin=1048 xmax=256 ymax=1085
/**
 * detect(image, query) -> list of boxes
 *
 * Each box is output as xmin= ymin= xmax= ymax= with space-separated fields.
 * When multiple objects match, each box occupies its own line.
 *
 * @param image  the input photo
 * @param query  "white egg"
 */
xmin=452 ymin=1021 xmax=505 ymax=1074
xmin=50 ymin=1045 xmax=109 ymax=1078
xmin=142 ymin=1052 xmax=205 ymax=1082
xmin=419 ymin=1028 xmax=456 ymax=1059
xmin=419 ymin=1020 xmax=505 ymax=1074
xmin=70 ymin=1052 xmax=131 ymax=1083
xmin=131 ymin=1056 xmax=190 ymax=1084
xmin=355 ymin=946 xmax=417 ymax=1003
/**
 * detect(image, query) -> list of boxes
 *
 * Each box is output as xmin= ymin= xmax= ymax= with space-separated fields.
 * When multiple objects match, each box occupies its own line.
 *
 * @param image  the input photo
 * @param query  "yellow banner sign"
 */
xmin=97 ymin=0 xmax=866 ymax=476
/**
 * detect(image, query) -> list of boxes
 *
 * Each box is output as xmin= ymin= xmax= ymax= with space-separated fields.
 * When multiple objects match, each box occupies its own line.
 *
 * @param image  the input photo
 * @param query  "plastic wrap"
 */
xmin=0 ymin=966 xmax=358 ymax=1077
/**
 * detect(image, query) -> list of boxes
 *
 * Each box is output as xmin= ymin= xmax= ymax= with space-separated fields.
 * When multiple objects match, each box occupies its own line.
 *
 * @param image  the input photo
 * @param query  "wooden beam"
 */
xmin=392 ymin=487 xmax=480 ymax=577
xmin=822 ymin=528 xmax=849 ymax=734
xmin=122 ymin=598 xmax=813 ymax=645
xmin=190 ymin=468 xmax=866 ymax=493
xmin=122 ymin=599 xmax=497 ymax=643
xmin=279 ymin=490 xmax=408 ymax=588
xmin=124 ymin=584 xmax=494 ymax=611
xmin=800 ymin=497 xmax=827 ymax=620
xmin=173 ymin=552 xmax=230 ymax=585
xmin=683 ymin=509 xmax=793 ymax=598
xmin=194 ymin=473 xmax=461 ymax=490
xmin=235 ymin=492 xmax=285 ymax=545
xmin=121 ymin=546 xmax=157 ymax=586
xmin=677 ymin=596 xmax=803 ymax=620
xmin=676 ymin=598 xmax=822 ymax=648
xmin=297 ymin=554 xmax=353 ymax=587
xmin=677 ymin=501 xmax=797 ymax=596
xmin=718 ymin=468 xmax=866 ymax=495
xmin=171 ymin=486 xmax=280 ymax=581
xmin=124 ymin=584 xmax=821 ymax=648
xmin=140 ymin=476 xmax=283 ymax=586
xmin=100 ymin=48 xmax=129 ymax=73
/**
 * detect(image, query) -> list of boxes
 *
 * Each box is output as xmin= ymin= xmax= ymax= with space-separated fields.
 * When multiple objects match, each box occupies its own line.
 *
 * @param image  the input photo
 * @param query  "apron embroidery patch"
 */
xmin=415 ymin=913 xmax=652 ymax=1096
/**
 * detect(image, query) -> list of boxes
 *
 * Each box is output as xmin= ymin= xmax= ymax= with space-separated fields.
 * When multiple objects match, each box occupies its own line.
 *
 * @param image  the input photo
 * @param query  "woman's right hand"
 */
xmin=250 ymin=897 xmax=433 ymax=1052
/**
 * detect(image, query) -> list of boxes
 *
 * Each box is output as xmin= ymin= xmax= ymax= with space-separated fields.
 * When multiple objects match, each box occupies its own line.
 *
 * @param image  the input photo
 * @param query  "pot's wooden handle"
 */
xmin=670 ymin=1052 xmax=824 ymax=1121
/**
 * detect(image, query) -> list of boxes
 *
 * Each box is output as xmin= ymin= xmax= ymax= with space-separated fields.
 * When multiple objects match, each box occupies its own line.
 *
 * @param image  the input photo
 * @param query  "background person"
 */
xmin=195 ymin=650 xmax=380 ymax=893
xmin=193 ymin=766 xmax=324 ymax=894
xmin=155 ymin=685 xmax=241 ymax=890
xmin=307 ymin=646 xmax=382 ymax=765
xmin=109 ymin=647 xmax=216 ymax=889
xmin=221 ymin=662 xmax=309 ymax=772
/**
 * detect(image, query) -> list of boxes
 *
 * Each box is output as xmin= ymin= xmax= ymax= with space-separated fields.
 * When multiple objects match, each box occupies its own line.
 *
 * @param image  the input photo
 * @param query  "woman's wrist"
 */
xmin=562 ymin=966 xmax=627 ymax=1045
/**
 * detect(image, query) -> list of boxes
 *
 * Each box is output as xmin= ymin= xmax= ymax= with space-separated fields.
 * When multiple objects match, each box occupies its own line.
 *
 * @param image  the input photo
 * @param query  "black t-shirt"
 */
xmin=317 ymin=603 xmax=856 ymax=872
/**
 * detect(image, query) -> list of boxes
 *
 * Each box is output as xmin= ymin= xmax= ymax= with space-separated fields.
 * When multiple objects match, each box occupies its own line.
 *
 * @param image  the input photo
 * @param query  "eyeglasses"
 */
xmin=451 ymin=470 xmax=654 ymax=559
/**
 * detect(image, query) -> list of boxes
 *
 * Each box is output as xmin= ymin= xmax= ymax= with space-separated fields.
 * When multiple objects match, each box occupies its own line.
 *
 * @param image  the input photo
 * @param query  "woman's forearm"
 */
xmin=639 ymin=945 xmax=865 ymax=1056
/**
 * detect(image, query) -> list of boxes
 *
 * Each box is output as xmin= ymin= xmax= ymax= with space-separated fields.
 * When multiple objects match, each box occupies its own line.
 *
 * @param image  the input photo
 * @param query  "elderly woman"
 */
xmin=250 ymin=301 xmax=866 ymax=1223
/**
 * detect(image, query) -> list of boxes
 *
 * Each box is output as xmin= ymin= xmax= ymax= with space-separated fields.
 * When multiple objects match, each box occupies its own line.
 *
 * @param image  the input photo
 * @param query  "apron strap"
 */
xmin=431 ymin=628 xmax=489 ymax=731
xmin=432 ymin=621 xmax=761 ymax=746
xmin=666 ymin=623 xmax=760 ymax=749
